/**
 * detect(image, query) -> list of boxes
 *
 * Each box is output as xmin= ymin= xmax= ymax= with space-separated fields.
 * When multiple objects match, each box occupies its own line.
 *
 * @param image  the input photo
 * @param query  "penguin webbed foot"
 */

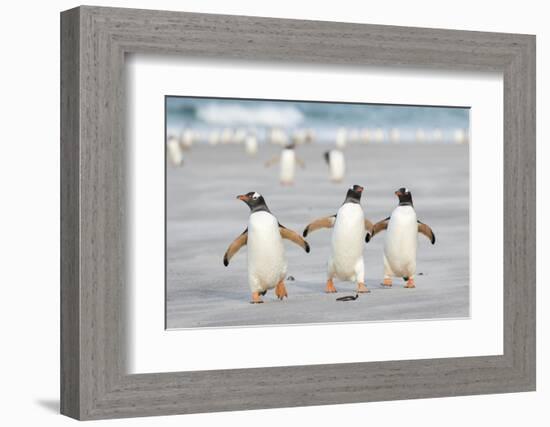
xmin=250 ymin=292 xmax=264 ymax=304
xmin=381 ymin=278 xmax=393 ymax=287
xmin=275 ymin=281 xmax=288 ymax=300
xmin=404 ymin=278 xmax=416 ymax=288
xmin=325 ymin=279 xmax=337 ymax=293
xmin=356 ymin=283 xmax=370 ymax=293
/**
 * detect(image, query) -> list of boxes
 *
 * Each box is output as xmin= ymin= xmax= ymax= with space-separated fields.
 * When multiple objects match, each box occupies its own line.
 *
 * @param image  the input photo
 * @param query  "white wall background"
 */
xmin=0 ymin=0 xmax=546 ymax=425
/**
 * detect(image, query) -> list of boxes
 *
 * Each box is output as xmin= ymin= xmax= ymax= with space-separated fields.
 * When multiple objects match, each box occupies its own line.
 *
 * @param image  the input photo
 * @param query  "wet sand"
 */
xmin=166 ymin=143 xmax=469 ymax=328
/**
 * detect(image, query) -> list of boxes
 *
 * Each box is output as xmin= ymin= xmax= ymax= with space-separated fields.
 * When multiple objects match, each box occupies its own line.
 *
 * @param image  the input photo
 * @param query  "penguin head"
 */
xmin=395 ymin=187 xmax=413 ymax=206
xmin=237 ymin=191 xmax=269 ymax=213
xmin=284 ymin=142 xmax=296 ymax=150
xmin=323 ymin=151 xmax=330 ymax=164
xmin=344 ymin=185 xmax=364 ymax=204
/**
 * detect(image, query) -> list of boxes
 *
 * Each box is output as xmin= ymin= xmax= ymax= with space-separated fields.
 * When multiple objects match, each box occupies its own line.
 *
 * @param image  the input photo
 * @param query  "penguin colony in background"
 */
xmin=224 ymin=186 xmax=436 ymax=303
xmin=167 ymin=126 xmax=468 ymax=187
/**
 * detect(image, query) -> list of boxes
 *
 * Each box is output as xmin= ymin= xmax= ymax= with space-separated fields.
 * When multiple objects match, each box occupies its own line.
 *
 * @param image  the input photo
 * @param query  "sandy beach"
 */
xmin=166 ymin=143 xmax=469 ymax=329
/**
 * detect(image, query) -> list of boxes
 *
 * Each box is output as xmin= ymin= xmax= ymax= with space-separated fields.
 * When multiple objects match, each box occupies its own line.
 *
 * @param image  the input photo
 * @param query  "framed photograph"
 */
xmin=61 ymin=6 xmax=535 ymax=420
xmin=164 ymin=96 xmax=469 ymax=328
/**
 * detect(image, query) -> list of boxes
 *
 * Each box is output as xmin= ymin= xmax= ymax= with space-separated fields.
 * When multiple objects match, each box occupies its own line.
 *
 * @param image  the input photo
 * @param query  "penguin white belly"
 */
xmin=384 ymin=206 xmax=418 ymax=277
xmin=280 ymin=149 xmax=295 ymax=184
xmin=330 ymin=204 xmax=365 ymax=281
xmin=328 ymin=150 xmax=345 ymax=182
xmin=247 ymin=211 xmax=287 ymax=292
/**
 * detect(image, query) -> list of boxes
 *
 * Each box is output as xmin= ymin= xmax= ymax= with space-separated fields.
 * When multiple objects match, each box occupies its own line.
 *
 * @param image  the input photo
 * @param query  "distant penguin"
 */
xmin=223 ymin=192 xmax=310 ymax=303
xmin=167 ymin=136 xmax=183 ymax=166
xmin=208 ymin=130 xmax=220 ymax=146
xmin=370 ymin=187 xmax=436 ymax=288
xmin=269 ymin=128 xmax=288 ymax=146
xmin=335 ymin=128 xmax=348 ymax=149
xmin=221 ymin=128 xmax=234 ymax=144
xmin=360 ymin=128 xmax=371 ymax=144
xmin=292 ymin=129 xmax=307 ymax=145
xmin=324 ymin=149 xmax=346 ymax=183
xmin=303 ymin=185 xmax=374 ymax=294
xmin=454 ymin=129 xmax=468 ymax=144
xmin=180 ymin=129 xmax=194 ymax=149
xmin=245 ymin=134 xmax=258 ymax=156
xmin=415 ymin=129 xmax=426 ymax=143
xmin=389 ymin=128 xmax=401 ymax=143
xmin=373 ymin=128 xmax=385 ymax=143
xmin=265 ymin=143 xmax=305 ymax=185
xmin=233 ymin=128 xmax=248 ymax=145
xmin=280 ymin=143 xmax=297 ymax=185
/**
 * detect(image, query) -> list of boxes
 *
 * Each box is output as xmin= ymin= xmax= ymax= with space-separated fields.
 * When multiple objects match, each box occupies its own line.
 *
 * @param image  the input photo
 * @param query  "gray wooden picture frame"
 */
xmin=60 ymin=5 xmax=536 ymax=420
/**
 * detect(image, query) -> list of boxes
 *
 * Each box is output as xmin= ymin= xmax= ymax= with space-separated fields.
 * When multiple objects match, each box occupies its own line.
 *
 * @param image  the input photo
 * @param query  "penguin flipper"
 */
xmin=418 ymin=221 xmax=436 ymax=244
xmin=364 ymin=219 xmax=374 ymax=242
xmin=223 ymin=228 xmax=248 ymax=266
xmin=369 ymin=217 xmax=391 ymax=240
xmin=279 ymin=224 xmax=310 ymax=253
xmin=302 ymin=215 xmax=336 ymax=237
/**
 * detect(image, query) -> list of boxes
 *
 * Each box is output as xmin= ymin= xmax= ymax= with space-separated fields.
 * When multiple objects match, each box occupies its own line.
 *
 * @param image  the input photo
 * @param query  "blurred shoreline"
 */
xmin=166 ymin=96 xmax=470 ymax=148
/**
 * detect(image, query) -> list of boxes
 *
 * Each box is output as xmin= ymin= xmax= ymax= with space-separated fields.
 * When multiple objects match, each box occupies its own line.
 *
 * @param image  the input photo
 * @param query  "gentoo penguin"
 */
xmin=221 ymin=128 xmax=234 ymax=145
xmin=223 ymin=192 xmax=310 ymax=303
xmin=233 ymin=128 xmax=248 ymax=145
xmin=370 ymin=187 xmax=436 ymax=288
xmin=324 ymin=149 xmax=346 ymax=183
xmin=180 ymin=129 xmax=194 ymax=150
xmin=303 ymin=185 xmax=374 ymax=293
xmin=208 ymin=130 xmax=220 ymax=146
xmin=335 ymin=127 xmax=348 ymax=149
xmin=244 ymin=134 xmax=258 ymax=156
xmin=265 ymin=143 xmax=305 ymax=185
xmin=268 ymin=128 xmax=288 ymax=146
xmin=167 ymin=136 xmax=183 ymax=166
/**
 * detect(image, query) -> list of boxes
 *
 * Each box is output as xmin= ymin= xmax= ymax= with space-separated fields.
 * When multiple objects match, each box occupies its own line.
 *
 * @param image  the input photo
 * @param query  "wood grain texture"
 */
xmin=60 ymin=6 xmax=536 ymax=420
xmin=60 ymin=7 xmax=80 ymax=419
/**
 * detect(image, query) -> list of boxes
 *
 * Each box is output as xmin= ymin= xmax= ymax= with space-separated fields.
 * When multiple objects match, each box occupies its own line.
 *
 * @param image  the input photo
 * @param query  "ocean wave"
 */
xmin=195 ymin=104 xmax=304 ymax=127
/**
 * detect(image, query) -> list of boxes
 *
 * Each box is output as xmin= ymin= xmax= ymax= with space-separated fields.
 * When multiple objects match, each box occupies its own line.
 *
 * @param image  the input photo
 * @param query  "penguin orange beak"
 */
xmin=237 ymin=194 xmax=250 ymax=202
xmin=353 ymin=185 xmax=364 ymax=193
xmin=395 ymin=190 xmax=402 ymax=196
